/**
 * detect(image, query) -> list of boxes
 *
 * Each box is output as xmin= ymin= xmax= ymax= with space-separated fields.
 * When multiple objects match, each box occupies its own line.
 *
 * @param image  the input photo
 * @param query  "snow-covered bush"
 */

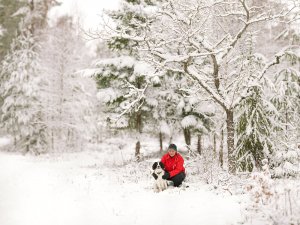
xmin=246 ymin=159 xmax=274 ymax=204
xmin=271 ymin=146 xmax=300 ymax=178
xmin=244 ymin=158 xmax=300 ymax=225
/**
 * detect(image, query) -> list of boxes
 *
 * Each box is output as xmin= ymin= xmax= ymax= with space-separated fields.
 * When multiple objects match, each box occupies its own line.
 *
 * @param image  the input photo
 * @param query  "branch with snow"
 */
xmin=115 ymin=81 xmax=149 ymax=121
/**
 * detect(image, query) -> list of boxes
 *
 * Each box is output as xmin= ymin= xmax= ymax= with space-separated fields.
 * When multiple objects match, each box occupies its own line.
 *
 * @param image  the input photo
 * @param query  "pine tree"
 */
xmin=0 ymin=0 xmax=25 ymax=60
xmin=177 ymin=88 xmax=214 ymax=152
xmin=236 ymin=85 xmax=273 ymax=172
xmin=266 ymin=19 xmax=300 ymax=177
xmin=269 ymin=64 xmax=300 ymax=177
xmin=0 ymin=0 xmax=61 ymax=153
xmin=0 ymin=32 xmax=46 ymax=154
xmin=93 ymin=0 xmax=161 ymax=159
xmin=235 ymin=32 xmax=273 ymax=172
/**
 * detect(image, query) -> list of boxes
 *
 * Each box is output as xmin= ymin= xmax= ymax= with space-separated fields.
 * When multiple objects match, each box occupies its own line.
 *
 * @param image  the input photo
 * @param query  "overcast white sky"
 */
xmin=49 ymin=0 xmax=120 ymax=29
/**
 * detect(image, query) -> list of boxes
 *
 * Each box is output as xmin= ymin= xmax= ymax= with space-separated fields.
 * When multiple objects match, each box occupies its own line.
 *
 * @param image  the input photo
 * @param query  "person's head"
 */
xmin=168 ymin=143 xmax=177 ymax=157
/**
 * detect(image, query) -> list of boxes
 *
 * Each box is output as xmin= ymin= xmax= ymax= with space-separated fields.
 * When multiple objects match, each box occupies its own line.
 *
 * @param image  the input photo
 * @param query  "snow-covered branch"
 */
xmin=116 ymin=81 xmax=149 ymax=120
xmin=184 ymin=63 xmax=229 ymax=110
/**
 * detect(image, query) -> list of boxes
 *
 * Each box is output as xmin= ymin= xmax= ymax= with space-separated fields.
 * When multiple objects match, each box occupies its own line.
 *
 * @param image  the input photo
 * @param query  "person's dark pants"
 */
xmin=169 ymin=172 xmax=185 ymax=187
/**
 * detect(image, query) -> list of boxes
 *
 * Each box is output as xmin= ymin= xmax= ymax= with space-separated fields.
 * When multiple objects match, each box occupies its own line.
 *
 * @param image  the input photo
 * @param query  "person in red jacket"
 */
xmin=161 ymin=143 xmax=186 ymax=187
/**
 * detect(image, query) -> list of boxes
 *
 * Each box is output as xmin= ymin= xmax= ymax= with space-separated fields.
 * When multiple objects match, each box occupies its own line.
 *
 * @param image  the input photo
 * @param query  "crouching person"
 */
xmin=161 ymin=143 xmax=186 ymax=187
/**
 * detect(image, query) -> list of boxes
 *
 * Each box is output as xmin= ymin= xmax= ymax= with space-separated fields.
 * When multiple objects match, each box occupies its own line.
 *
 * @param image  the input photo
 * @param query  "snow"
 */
xmin=160 ymin=120 xmax=171 ymax=136
xmin=11 ymin=6 xmax=29 ymax=17
xmin=133 ymin=61 xmax=155 ymax=76
xmin=94 ymin=56 xmax=136 ymax=69
xmin=181 ymin=115 xmax=197 ymax=128
xmin=97 ymin=88 xmax=121 ymax=103
xmin=0 ymin=25 xmax=5 ymax=37
xmin=0 ymin=136 xmax=12 ymax=148
xmin=0 ymin=151 xmax=244 ymax=225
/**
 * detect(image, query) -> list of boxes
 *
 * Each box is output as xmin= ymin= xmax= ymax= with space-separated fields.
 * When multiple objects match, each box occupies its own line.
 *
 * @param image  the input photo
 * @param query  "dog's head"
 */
xmin=152 ymin=162 xmax=165 ymax=175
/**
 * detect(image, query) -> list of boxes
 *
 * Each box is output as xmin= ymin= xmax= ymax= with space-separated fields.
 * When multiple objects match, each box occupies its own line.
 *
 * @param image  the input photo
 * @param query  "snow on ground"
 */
xmin=0 ymin=136 xmax=13 ymax=150
xmin=0 ymin=149 xmax=245 ymax=225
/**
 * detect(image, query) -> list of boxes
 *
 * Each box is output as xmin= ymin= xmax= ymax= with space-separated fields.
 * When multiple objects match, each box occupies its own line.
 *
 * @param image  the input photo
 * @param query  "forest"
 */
xmin=0 ymin=0 xmax=300 ymax=225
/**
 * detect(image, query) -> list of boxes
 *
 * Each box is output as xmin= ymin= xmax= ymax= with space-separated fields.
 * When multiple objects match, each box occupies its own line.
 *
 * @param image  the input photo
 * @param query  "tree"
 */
xmin=139 ymin=0 xmax=300 ymax=173
xmin=12 ymin=0 xmax=59 ymax=35
xmin=0 ymin=32 xmax=46 ymax=154
xmin=272 ymin=61 xmax=300 ymax=149
xmin=269 ymin=62 xmax=300 ymax=177
xmin=234 ymin=32 xmax=274 ymax=172
xmin=236 ymin=85 xmax=273 ymax=172
xmin=39 ymin=16 xmax=97 ymax=152
xmin=0 ymin=0 xmax=25 ymax=61
xmin=91 ymin=0 xmax=162 ymax=159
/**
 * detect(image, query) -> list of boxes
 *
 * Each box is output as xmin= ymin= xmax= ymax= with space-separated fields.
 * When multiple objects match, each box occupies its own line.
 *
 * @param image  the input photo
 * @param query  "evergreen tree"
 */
xmin=0 ymin=0 xmax=61 ymax=153
xmin=270 ymin=65 xmax=300 ymax=177
xmin=235 ymin=85 xmax=273 ymax=172
xmin=267 ymin=20 xmax=300 ymax=177
xmin=234 ymin=32 xmax=273 ymax=172
xmin=93 ymin=0 xmax=161 ymax=159
xmin=177 ymin=87 xmax=214 ymax=152
xmin=0 ymin=0 xmax=25 ymax=60
xmin=0 ymin=32 xmax=46 ymax=154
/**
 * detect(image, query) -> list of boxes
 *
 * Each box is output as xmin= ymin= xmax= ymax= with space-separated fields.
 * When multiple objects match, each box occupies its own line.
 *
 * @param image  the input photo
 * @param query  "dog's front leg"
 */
xmin=158 ymin=184 xmax=162 ymax=192
xmin=163 ymin=181 xmax=167 ymax=190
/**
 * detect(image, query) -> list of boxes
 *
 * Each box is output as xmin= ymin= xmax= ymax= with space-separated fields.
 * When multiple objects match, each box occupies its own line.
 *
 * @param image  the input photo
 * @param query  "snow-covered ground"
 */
xmin=0 ymin=149 xmax=246 ymax=225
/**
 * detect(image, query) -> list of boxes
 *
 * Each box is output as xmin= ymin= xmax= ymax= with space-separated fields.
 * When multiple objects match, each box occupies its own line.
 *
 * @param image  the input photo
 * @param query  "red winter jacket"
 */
xmin=161 ymin=152 xmax=185 ymax=178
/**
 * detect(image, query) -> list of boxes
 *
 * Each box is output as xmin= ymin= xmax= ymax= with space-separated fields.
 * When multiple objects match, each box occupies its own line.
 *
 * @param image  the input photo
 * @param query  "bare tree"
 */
xmin=140 ymin=0 xmax=299 ymax=173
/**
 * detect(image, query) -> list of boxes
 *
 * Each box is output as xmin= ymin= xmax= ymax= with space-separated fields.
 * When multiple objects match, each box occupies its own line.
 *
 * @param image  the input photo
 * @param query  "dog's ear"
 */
xmin=159 ymin=162 xmax=165 ymax=169
xmin=152 ymin=162 xmax=158 ymax=170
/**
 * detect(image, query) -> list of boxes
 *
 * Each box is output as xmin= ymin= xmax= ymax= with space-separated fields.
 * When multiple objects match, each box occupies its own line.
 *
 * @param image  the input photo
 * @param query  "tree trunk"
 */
xmin=51 ymin=129 xmax=54 ymax=151
xmin=136 ymin=112 xmax=142 ymax=133
xmin=213 ymin=133 xmax=217 ymax=157
xmin=135 ymin=140 xmax=141 ymax=161
xmin=197 ymin=134 xmax=202 ymax=155
xmin=219 ymin=129 xmax=224 ymax=168
xmin=159 ymin=132 xmax=163 ymax=152
xmin=135 ymin=111 xmax=142 ymax=161
xmin=226 ymin=109 xmax=236 ymax=174
xmin=28 ymin=0 xmax=35 ymax=35
xmin=183 ymin=128 xmax=191 ymax=146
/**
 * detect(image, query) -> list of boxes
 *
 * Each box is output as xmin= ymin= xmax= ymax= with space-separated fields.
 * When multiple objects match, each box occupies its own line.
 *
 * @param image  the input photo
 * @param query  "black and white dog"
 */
xmin=152 ymin=162 xmax=168 ymax=193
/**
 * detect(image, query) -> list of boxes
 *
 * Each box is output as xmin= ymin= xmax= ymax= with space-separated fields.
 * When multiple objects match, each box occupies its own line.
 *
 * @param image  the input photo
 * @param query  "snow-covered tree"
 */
xmin=138 ymin=0 xmax=300 ymax=173
xmin=95 ymin=0 xmax=217 ymax=156
xmin=0 ymin=32 xmax=46 ymax=154
xmin=236 ymin=85 xmax=273 ymax=172
xmin=89 ymin=0 xmax=163 ymax=159
xmin=13 ymin=0 xmax=59 ymax=35
xmin=39 ymin=16 xmax=97 ymax=152
xmin=269 ymin=60 xmax=300 ymax=177
xmin=272 ymin=63 xmax=300 ymax=148
xmin=234 ymin=32 xmax=274 ymax=172
xmin=177 ymin=88 xmax=214 ymax=151
xmin=0 ymin=0 xmax=25 ymax=60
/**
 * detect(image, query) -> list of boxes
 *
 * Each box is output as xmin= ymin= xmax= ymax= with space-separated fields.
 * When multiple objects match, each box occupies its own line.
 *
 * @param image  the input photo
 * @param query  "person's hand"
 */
xmin=162 ymin=171 xmax=170 ymax=180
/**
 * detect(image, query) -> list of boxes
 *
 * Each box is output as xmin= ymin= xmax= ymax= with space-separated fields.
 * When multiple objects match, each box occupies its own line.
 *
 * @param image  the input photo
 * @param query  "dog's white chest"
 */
xmin=153 ymin=172 xmax=167 ymax=192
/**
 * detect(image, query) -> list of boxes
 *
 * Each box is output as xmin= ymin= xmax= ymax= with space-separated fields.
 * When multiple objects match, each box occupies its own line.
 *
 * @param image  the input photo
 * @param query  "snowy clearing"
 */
xmin=0 ymin=151 xmax=245 ymax=225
